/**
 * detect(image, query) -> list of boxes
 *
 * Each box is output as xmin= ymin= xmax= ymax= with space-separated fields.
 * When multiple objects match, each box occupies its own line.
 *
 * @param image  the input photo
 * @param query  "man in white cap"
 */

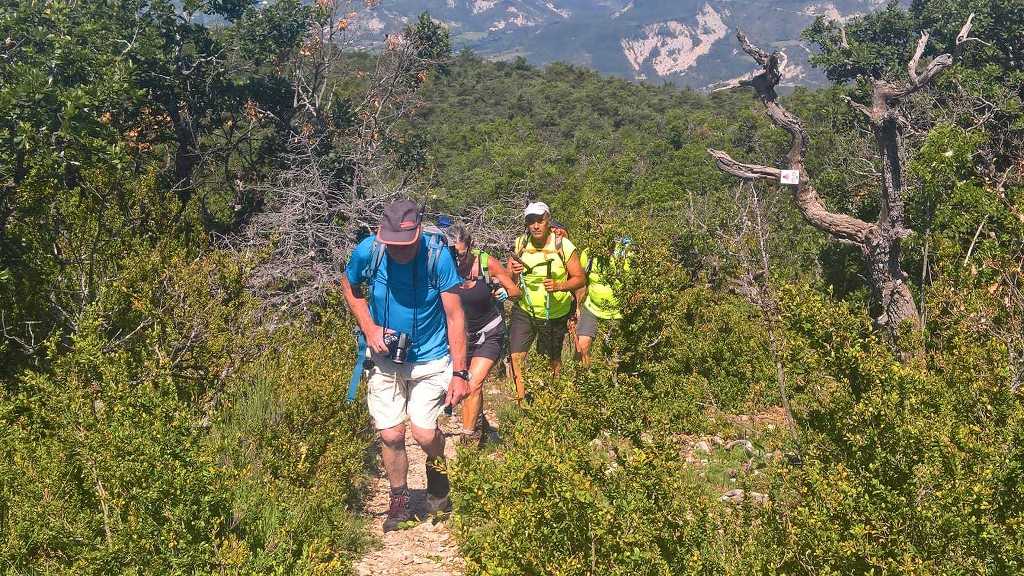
xmin=506 ymin=202 xmax=586 ymax=402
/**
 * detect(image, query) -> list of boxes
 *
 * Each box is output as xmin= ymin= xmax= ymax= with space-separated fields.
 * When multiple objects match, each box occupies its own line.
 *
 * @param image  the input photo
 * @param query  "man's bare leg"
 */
xmin=550 ymin=358 xmax=562 ymax=380
xmin=410 ymin=424 xmax=445 ymax=459
xmin=378 ymin=423 xmax=408 ymax=490
xmin=510 ymin=351 xmax=528 ymax=402
xmin=412 ymin=423 xmax=449 ymax=513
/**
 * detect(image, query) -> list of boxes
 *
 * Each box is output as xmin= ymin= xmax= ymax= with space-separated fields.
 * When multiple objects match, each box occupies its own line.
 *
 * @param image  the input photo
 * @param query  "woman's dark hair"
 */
xmin=446 ymin=224 xmax=473 ymax=249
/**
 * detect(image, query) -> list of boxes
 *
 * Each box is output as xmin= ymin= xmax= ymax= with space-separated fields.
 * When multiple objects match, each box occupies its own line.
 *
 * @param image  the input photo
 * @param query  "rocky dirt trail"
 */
xmin=355 ymin=380 xmax=505 ymax=576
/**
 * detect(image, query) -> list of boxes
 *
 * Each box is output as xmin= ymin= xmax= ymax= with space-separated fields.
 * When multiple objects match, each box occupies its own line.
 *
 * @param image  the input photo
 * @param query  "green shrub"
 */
xmin=1 ymin=308 xmax=231 ymax=574
xmin=208 ymin=313 xmax=373 ymax=575
xmin=764 ymin=285 xmax=1024 ymax=575
xmin=450 ymin=373 xmax=719 ymax=576
xmin=1 ymin=250 xmax=373 ymax=575
xmin=449 ymin=242 xmax=786 ymax=575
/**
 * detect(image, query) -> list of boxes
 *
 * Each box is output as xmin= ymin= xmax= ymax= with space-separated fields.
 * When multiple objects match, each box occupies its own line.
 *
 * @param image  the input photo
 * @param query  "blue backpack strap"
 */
xmin=347 ymin=330 xmax=367 ymax=403
xmin=349 ymin=240 xmax=383 ymax=404
xmin=362 ymin=239 xmax=386 ymax=285
xmin=422 ymin=227 xmax=448 ymax=290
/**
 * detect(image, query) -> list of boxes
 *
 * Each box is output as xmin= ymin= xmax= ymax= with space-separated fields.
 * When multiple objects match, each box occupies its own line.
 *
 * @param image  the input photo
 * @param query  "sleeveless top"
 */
xmin=514 ymin=233 xmax=577 ymax=319
xmin=453 ymin=279 xmax=501 ymax=334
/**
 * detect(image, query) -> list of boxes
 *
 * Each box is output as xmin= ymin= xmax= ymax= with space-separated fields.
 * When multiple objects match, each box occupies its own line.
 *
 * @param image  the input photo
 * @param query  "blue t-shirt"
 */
xmin=346 ymin=235 xmax=462 ymax=362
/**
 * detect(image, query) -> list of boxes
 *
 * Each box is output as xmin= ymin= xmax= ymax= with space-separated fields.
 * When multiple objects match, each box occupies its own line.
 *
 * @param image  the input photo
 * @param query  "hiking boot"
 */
xmin=459 ymin=428 xmax=483 ymax=448
xmin=460 ymin=413 xmax=493 ymax=448
xmin=424 ymin=457 xmax=451 ymax=514
xmin=382 ymin=487 xmax=412 ymax=532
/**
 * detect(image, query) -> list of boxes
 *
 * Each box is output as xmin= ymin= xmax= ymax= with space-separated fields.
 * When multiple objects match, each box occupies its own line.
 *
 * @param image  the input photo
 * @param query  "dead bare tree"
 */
xmin=236 ymin=9 xmax=443 ymax=312
xmin=708 ymin=16 xmax=981 ymax=338
xmin=234 ymin=6 xmax=522 ymax=314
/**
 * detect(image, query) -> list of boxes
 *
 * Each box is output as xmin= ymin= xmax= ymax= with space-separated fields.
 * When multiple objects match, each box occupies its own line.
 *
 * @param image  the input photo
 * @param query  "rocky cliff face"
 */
xmin=345 ymin=0 xmax=892 ymax=89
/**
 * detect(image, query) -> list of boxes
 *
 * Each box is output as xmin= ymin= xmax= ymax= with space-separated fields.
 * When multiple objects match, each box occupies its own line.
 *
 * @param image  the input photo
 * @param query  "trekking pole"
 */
xmin=508 ymin=253 xmax=531 ymax=401
xmin=544 ymin=260 xmax=553 ymax=322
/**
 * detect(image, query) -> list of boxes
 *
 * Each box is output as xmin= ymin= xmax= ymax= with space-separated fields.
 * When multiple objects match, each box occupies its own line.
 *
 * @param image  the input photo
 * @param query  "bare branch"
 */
xmin=735 ymin=30 xmax=771 ymax=67
xmin=907 ymin=31 xmax=930 ymax=86
xmin=707 ymin=149 xmax=781 ymax=181
xmin=895 ymin=13 xmax=978 ymax=99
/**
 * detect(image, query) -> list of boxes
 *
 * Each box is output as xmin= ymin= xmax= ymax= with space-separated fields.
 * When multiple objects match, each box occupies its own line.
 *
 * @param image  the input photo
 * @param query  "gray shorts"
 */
xmin=508 ymin=305 xmax=570 ymax=360
xmin=576 ymin=307 xmax=600 ymax=339
xmin=468 ymin=321 xmax=506 ymax=362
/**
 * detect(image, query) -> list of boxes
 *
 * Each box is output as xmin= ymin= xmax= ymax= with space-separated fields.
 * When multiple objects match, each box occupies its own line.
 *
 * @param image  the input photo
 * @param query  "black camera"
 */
xmin=383 ymin=331 xmax=411 ymax=364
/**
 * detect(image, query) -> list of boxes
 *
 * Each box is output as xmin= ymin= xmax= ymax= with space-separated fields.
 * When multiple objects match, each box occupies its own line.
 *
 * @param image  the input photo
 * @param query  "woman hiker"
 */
xmin=447 ymin=225 xmax=521 ymax=446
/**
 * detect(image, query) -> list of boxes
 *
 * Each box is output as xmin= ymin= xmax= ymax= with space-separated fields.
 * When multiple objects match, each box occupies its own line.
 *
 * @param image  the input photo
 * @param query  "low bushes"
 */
xmin=766 ymin=285 xmax=1024 ymax=575
xmin=1 ymin=249 xmax=373 ymax=575
xmin=450 ymin=259 xmax=1024 ymax=574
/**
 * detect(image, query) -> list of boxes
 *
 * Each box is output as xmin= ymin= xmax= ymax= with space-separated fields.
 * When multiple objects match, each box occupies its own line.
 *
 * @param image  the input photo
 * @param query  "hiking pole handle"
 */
xmin=509 ymin=254 xmax=527 ymax=272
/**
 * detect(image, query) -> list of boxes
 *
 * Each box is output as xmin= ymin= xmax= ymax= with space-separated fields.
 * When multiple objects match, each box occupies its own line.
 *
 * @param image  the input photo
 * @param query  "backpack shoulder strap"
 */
xmin=584 ymin=249 xmax=594 ymax=276
xmin=553 ymin=235 xmax=567 ymax=267
xmin=515 ymin=235 xmax=528 ymax=256
xmin=362 ymin=239 xmax=386 ymax=284
xmin=423 ymin=229 xmax=447 ymax=290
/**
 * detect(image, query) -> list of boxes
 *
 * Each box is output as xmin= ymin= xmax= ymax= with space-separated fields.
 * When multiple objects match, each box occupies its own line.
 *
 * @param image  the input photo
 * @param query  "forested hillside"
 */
xmin=2 ymin=0 xmax=1023 ymax=574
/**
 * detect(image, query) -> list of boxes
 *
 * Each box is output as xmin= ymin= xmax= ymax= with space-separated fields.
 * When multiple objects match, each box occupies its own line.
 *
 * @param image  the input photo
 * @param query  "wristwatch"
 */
xmin=453 ymin=369 xmax=470 ymax=381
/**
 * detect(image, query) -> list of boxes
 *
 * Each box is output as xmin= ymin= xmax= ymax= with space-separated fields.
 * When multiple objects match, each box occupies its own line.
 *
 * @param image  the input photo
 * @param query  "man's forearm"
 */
xmin=443 ymin=300 xmax=468 ymax=371
xmin=560 ymin=275 xmax=586 ymax=291
xmin=341 ymin=277 xmax=377 ymax=333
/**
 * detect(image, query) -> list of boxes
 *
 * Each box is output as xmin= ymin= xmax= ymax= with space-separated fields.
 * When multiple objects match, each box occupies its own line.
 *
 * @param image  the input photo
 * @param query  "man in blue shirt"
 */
xmin=341 ymin=200 xmax=469 ymax=532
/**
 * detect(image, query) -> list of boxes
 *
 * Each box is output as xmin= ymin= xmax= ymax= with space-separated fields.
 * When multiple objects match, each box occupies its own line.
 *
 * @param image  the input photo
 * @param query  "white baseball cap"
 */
xmin=524 ymin=202 xmax=550 ymax=218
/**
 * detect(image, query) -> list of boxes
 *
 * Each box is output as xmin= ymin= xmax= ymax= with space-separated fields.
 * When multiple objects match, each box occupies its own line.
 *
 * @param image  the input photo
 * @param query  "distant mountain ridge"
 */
xmin=346 ymin=0 xmax=892 ymax=89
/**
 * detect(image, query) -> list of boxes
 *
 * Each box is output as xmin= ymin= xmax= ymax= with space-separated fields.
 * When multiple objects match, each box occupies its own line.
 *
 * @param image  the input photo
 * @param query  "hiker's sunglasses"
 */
xmin=449 ymin=245 xmax=470 ymax=263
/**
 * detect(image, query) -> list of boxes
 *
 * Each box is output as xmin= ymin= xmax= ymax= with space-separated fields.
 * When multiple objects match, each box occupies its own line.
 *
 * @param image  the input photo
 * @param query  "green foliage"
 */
xmin=3 ymin=315 xmax=230 ymax=574
xmin=803 ymin=0 xmax=1023 ymax=83
xmin=766 ymin=285 xmax=1024 ymax=575
xmin=803 ymin=2 xmax=917 ymax=82
xmin=1 ymin=247 xmax=372 ymax=574
xmin=208 ymin=315 xmax=373 ymax=574
xmin=451 ymin=397 xmax=721 ymax=576
xmin=3 ymin=1 xmax=1023 ymax=573
xmin=449 ymin=242 xmax=787 ymax=574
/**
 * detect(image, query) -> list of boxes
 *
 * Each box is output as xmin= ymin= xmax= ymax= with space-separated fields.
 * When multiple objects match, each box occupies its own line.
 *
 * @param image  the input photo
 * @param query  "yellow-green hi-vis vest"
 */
xmin=515 ymin=233 xmax=576 ymax=319
xmin=580 ymin=248 xmax=627 ymax=320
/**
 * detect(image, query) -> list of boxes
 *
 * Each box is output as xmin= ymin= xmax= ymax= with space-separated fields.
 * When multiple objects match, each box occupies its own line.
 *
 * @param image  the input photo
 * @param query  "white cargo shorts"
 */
xmin=366 ymin=352 xmax=452 ymax=430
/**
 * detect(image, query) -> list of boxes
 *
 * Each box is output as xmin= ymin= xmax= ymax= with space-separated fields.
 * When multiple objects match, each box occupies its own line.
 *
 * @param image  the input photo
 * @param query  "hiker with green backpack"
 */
xmin=339 ymin=200 xmax=469 ymax=532
xmin=575 ymin=236 xmax=632 ymax=367
xmin=506 ymin=202 xmax=586 ymax=403
xmin=445 ymin=225 xmax=521 ymax=446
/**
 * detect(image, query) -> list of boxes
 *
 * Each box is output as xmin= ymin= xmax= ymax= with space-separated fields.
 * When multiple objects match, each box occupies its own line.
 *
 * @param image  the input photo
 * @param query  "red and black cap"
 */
xmin=377 ymin=200 xmax=422 ymax=245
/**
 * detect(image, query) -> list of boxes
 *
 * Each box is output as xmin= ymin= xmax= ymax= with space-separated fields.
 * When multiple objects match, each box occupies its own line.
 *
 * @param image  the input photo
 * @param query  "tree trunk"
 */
xmin=708 ymin=19 xmax=979 ymax=341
